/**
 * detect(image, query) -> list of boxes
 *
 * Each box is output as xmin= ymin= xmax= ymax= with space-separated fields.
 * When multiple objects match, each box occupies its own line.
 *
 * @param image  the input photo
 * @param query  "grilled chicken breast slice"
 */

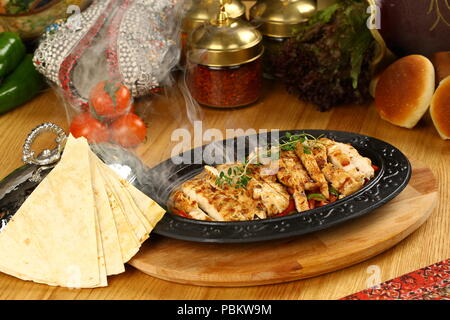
xmin=204 ymin=165 xmax=267 ymax=219
xmin=247 ymin=164 xmax=290 ymax=216
xmin=171 ymin=190 xmax=213 ymax=221
xmin=322 ymin=138 xmax=375 ymax=182
xmin=296 ymin=143 xmax=330 ymax=199
xmin=322 ymin=163 xmax=364 ymax=197
xmin=310 ymin=144 xmax=328 ymax=169
xmin=181 ymin=179 xmax=248 ymax=221
xmin=276 ymin=151 xmax=310 ymax=211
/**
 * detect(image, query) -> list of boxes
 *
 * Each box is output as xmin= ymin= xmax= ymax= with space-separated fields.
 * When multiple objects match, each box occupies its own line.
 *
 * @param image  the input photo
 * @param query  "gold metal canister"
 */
xmin=182 ymin=0 xmax=246 ymax=34
xmin=181 ymin=0 xmax=246 ymax=63
xmin=188 ymin=16 xmax=264 ymax=67
xmin=186 ymin=1 xmax=264 ymax=108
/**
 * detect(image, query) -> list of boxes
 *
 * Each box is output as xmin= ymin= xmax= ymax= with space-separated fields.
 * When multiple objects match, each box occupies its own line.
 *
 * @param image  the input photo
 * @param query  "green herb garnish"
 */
xmin=214 ymin=132 xmax=324 ymax=189
xmin=278 ymin=132 xmax=325 ymax=155
xmin=215 ymin=159 xmax=254 ymax=189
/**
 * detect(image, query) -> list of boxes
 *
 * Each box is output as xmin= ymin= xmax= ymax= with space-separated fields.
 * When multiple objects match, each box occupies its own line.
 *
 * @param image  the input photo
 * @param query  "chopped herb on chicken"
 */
xmin=275 ymin=0 xmax=375 ymax=111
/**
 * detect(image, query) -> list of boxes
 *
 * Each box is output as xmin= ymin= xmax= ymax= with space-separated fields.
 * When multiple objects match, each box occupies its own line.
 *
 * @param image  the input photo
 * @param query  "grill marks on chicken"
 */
xmin=205 ymin=165 xmax=267 ymax=220
xmin=180 ymin=178 xmax=248 ymax=221
xmin=171 ymin=190 xmax=213 ymax=221
xmin=320 ymin=138 xmax=375 ymax=197
xmin=277 ymin=151 xmax=311 ymax=212
xmin=247 ymin=164 xmax=290 ymax=217
xmin=171 ymin=138 xmax=375 ymax=221
xmin=296 ymin=143 xmax=330 ymax=200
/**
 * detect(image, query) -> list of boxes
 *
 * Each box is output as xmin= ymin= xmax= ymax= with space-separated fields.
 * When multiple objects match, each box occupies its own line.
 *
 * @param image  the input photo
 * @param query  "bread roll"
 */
xmin=430 ymin=76 xmax=450 ymax=140
xmin=375 ymin=55 xmax=435 ymax=128
xmin=431 ymin=51 xmax=450 ymax=84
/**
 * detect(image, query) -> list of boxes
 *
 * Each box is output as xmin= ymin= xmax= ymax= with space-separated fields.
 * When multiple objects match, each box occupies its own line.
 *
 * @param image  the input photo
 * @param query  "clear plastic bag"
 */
xmin=32 ymin=0 xmax=204 ymax=175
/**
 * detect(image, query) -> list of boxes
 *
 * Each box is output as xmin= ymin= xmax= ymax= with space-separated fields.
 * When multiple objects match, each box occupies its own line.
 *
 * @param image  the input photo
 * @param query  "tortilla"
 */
xmin=0 ymin=211 xmax=58 ymax=286
xmin=99 ymin=164 xmax=153 ymax=232
xmin=90 ymin=153 xmax=141 ymax=263
xmin=0 ymin=135 xmax=165 ymax=287
xmin=105 ymin=170 xmax=153 ymax=232
xmin=90 ymin=152 xmax=126 ymax=275
xmin=0 ymin=135 xmax=102 ymax=288
xmin=93 ymin=206 xmax=108 ymax=288
xmin=96 ymin=160 xmax=149 ymax=243
xmin=113 ymin=175 xmax=165 ymax=229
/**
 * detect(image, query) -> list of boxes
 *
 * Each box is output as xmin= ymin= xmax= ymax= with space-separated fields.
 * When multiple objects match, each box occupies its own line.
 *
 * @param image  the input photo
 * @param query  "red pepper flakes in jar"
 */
xmin=187 ymin=1 xmax=264 ymax=108
xmin=187 ymin=59 xmax=263 ymax=108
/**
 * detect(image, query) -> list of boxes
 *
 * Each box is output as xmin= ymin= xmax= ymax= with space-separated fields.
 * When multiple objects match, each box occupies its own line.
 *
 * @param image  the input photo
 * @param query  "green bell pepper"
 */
xmin=0 ymin=54 xmax=45 ymax=115
xmin=0 ymin=32 xmax=26 ymax=79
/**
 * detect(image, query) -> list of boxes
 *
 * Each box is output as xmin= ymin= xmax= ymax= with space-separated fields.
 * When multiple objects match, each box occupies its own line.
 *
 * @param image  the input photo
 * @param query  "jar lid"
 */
xmin=188 ymin=2 xmax=264 ymax=67
xmin=182 ymin=0 xmax=246 ymax=33
xmin=250 ymin=0 xmax=316 ymax=38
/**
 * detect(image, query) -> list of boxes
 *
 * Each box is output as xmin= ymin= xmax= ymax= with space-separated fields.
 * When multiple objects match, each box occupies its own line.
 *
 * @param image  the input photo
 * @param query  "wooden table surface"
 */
xmin=0 ymin=79 xmax=448 ymax=300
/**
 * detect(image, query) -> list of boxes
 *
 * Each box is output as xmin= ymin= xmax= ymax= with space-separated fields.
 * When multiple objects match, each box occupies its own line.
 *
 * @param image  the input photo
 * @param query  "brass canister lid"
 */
xmin=250 ymin=0 xmax=317 ymax=38
xmin=182 ymin=0 xmax=246 ymax=33
xmin=188 ymin=2 xmax=264 ymax=67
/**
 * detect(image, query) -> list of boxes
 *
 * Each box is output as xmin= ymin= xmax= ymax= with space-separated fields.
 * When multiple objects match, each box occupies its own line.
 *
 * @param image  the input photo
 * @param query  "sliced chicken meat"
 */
xmin=309 ymin=143 xmax=328 ymax=170
xmin=321 ymin=138 xmax=375 ymax=182
xmin=204 ymin=165 xmax=267 ymax=219
xmin=247 ymin=164 xmax=290 ymax=217
xmin=295 ymin=143 xmax=330 ymax=199
xmin=276 ymin=151 xmax=311 ymax=211
xmin=170 ymin=190 xmax=213 ymax=221
xmin=181 ymin=178 xmax=248 ymax=221
xmin=322 ymin=163 xmax=365 ymax=197
xmin=171 ymin=135 xmax=376 ymax=221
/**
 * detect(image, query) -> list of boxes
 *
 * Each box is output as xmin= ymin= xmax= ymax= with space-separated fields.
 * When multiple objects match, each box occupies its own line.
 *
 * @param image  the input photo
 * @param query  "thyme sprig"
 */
xmin=214 ymin=132 xmax=325 ymax=189
xmin=278 ymin=132 xmax=324 ymax=154
xmin=215 ymin=159 xmax=254 ymax=189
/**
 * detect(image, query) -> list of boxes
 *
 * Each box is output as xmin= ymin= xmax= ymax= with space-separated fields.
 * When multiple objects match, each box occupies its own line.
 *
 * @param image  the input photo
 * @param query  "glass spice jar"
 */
xmin=186 ymin=2 xmax=264 ymax=108
xmin=261 ymin=35 xmax=290 ymax=79
xmin=180 ymin=0 xmax=246 ymax=65
xmin=187 ymin=59 xmax=263 ymax=108
xmin=250 ymin=0 xmax=316 ymax=78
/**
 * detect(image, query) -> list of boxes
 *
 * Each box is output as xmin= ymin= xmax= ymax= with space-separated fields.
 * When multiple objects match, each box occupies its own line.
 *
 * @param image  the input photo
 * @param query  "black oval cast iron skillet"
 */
xmin=142 ymin=130 xmax=412 ymax=243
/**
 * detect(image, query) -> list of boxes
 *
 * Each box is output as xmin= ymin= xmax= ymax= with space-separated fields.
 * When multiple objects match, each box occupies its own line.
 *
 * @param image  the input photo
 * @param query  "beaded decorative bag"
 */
xmin=33 ymin=0 xmax=181 ymax=108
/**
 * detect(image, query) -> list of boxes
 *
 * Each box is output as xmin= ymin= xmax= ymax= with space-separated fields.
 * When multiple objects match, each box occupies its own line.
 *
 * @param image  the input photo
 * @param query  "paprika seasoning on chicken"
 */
xmin=186 ymin=1 xmax=264 ymax=108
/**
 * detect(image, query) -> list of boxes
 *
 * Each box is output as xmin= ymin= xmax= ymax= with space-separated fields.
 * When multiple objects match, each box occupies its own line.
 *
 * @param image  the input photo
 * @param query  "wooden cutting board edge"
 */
xmin=129 ymin=159 xmax=438 ymax=287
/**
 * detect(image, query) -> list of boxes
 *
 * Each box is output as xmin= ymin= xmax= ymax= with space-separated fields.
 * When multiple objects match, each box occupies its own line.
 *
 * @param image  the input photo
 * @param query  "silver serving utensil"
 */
xmin=22 ymin=123 xmax=67 ymax=182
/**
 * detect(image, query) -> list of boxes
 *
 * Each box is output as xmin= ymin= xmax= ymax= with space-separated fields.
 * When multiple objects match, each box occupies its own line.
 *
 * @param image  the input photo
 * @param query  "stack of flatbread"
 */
xmin=0 ymin=135 xmax=165 ymax=288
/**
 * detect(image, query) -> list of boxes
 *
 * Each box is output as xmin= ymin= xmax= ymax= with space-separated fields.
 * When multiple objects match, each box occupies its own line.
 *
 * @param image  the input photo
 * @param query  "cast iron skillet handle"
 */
xmin=22 ymin=122 xmax=67 ymax=166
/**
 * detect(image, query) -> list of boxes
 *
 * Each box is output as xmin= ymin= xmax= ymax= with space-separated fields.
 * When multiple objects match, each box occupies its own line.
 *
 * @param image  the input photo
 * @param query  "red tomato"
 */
xmin=110 ymin=113 xmax=147 ymax=148
xmin=70 ymin=112 xmax=110 ymax=144
xmin=89 ymin=80 xmax=132 ymax=119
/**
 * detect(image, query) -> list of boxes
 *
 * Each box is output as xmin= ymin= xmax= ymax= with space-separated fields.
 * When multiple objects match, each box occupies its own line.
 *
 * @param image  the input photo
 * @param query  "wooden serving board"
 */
xmin=129 ymin=159 xmax=438 ymax=287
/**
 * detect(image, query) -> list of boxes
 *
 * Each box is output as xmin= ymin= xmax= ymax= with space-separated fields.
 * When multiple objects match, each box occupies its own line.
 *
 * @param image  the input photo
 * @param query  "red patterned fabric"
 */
xmin=342 ymin=259 xmax=450 ymax=300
